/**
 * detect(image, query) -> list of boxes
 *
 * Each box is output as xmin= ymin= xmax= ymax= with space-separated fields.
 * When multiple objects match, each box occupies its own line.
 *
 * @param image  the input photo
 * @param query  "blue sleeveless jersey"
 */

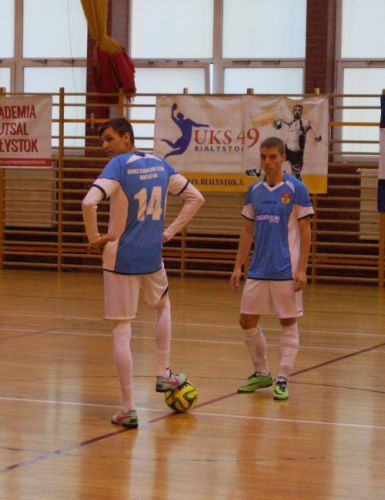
xmin=98 ymin=151 xmax=177 ymax=274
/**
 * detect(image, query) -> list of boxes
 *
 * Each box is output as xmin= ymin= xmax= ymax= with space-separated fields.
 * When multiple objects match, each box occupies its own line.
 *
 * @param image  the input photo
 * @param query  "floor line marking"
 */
xmin=2 ymin=327 xmax=383 ymax=354
xmin=190 ymin=411 xmax=385 ymax=431
xmin=1 ymin=313 xmax=385 ymax=338
xmin=1 ymin=394 xmax=384 ymax=432
xmin=0 ymin=330 xmax=51 ymax=342
xmin=0 ymin=396 xmax=165 ymax=412
xmin=2 ymin=339 xmax=385 ymax=472
xmin=292 ymin=341 xmax=385 ymax=376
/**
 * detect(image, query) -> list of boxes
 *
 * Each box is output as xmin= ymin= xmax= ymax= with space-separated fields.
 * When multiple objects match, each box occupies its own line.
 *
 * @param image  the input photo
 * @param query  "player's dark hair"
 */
xmin=98 ymin=118 xmax=135 ymax=144
xmin=260 ymin=136 xmax=285 ymax=156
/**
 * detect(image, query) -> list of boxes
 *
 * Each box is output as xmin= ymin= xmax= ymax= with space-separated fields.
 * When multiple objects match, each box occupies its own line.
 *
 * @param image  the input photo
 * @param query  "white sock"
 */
xmin=243 ymin=326 xmax=269 ymax=375
xmin=112 ymin=321 xmax=135 ymax=411
xmin=155 ymin=296 xmax=172 ymax=378
xmin=278 ymin=323 xmax=299 ymax=379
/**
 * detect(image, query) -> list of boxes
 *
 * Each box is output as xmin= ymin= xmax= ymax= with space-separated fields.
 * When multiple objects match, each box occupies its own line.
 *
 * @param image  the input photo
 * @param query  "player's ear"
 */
xmin=123 ymin=131 xmax=132 ymax=144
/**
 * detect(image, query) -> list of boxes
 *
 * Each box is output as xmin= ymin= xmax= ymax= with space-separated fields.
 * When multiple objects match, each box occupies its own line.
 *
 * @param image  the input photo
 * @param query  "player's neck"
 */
xmin=265 ymin=172 xmax=284 ymax=187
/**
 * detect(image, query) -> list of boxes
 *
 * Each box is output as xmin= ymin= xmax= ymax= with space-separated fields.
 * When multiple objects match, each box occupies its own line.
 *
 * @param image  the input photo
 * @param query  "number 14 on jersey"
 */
xmin=134 ymin=186 xmax=163 ymax=221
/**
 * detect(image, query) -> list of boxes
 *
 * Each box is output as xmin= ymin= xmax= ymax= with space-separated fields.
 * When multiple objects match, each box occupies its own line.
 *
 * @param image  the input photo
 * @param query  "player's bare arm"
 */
xmin=231 ymin=218 xmax=254 ymax=291
xmin=294 ymin=216 xmax=312 ymax=291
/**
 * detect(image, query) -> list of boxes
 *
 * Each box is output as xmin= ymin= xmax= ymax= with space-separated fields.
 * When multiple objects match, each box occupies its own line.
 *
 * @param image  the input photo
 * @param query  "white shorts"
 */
xmin=240 ymin=279 xmax=303 ymax=319
xmin=103 ymin=265 xmax=168 ymax=320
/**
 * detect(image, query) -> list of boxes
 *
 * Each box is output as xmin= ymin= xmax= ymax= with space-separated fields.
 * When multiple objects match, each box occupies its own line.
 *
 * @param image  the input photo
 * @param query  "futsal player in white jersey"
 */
xmin=82 ymin=118 xmax=204 ymax=427
xmin=230 ymin=136 xmax=313 ymax=400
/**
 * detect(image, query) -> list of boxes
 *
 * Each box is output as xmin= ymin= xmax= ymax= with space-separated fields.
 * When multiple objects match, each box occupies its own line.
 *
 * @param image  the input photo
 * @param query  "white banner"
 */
xmin=154 ymin=95 xmax=329 ymax=193
xmin=0 ymin=95 xmax=52 ymax=168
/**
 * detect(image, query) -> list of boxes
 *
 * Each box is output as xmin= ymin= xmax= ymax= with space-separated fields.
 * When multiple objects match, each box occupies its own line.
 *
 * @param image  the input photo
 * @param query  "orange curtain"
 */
xmin=80 ymin=0 xmax=121 ymax=53
xmin=80 ymin=0 xmax=136 ymax=100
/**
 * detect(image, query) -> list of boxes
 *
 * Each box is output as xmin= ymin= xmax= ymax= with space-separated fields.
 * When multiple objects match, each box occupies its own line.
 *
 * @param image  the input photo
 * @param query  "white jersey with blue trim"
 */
xmin=242 ymin=173 xmax=314 ymax=280
xmin=95 ymin=151 xmax=187 ymax=275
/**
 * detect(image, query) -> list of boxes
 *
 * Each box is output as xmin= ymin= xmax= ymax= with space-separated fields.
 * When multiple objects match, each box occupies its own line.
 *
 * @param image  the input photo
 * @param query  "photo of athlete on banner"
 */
xmin=154 ymin=95 xmax=328 ymax=193
xmin=243 ymin=95 xmax=328 ymax=193
xmin=273 ymin=103 xmax=322 ymax=180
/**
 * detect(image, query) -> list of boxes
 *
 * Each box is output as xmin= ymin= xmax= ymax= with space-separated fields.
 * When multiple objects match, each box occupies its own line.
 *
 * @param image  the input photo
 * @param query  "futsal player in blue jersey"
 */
xmin=82 ymin=118 xmax=204 ymax=427
xmin=230 ymin=136 xmax=313 ymax=400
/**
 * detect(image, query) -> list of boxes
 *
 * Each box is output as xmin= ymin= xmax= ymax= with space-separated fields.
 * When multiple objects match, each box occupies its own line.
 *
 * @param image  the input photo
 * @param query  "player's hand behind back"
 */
xmin=88 ymin=234 xmax=115 ymax=254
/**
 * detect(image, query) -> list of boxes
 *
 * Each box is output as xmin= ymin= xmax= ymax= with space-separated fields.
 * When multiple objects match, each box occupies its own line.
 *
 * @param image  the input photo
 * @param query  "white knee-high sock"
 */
xmin=243 ymin=326 xmax=269 ymax=375
xmin=279 ymin=323 xmax=299 ymax=379
xmin=155 ymin=296 xmax=172 ymax=378
xmin=112 ymin=321 xmax=135 ymax=411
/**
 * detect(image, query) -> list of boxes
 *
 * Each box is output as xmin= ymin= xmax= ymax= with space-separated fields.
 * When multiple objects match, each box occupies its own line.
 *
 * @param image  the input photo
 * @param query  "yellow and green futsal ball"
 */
xmin=164 ymin=381 xmax=198 ymax=413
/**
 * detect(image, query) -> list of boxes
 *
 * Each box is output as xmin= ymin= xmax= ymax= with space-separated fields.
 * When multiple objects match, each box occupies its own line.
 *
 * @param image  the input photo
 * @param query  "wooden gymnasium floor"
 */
xmin=1 ymin=269 xmax=385 ymax=500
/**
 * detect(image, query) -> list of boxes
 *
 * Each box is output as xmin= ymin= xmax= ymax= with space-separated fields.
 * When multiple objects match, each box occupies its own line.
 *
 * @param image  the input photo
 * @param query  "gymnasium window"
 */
xmin=0 ymin=0 xmax=87 ymax=228
xmin=131 ymin=0 xmax=213 ymax=59
xmin=0 ymin=0 xmax=15 ymax=59
xmin=23 ymin=0 xmax=87 ymax=58
xmin=0 ymin=69 xmax=11 ymax=92
xmin=131 ymin=0 xmax=306 ymax=95
xmin=337 ymin=0 xmax=385 ymax=154
xmin=223 ymin=68 xmax=304 ymax=95
xmin=0 ymin=0 xmax=87 ymax=146
xmin=24 ymin=67 xmax=87 ymax=149
xmin=222 ymin=0 xmax=306 ymax=59
xmin=129 ymin=0 xmax=306 ymax=147
xmin=132 ymin=68 xmax=207 ymax=150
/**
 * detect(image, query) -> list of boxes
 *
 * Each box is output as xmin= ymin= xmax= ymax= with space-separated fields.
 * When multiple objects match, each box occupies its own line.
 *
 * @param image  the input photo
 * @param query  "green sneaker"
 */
xmin=156 ymin=369 xmax=187 ymax=393
xmin=111 ymin=409 xmax=138 ymax=428
xmin=237 ymin=372 xmax=273 ymax=393
xmin=273 ymin=378 xmax=289 ymax=400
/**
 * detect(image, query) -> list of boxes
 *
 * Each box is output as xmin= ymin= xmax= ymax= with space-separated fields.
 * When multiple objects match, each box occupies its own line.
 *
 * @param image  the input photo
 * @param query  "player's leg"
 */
xmin=164 ymin=148 xmax=183 ymax=160
xmin=285 ymin=147 xmax=301 ymax=179
xmin=161 ymin=138 xmax=175 ymax=148
xmin=278 ymin=317 xmax=299 ymax=379
xmin=154 ymin=293 xmax=171 ymax=378
xmin=274 ymin=318 xmax=299 ymax=400
xmin=240 ymin=313 xmax=269 ymax=375
xmin=237 ymin=280 xmax=273 ymax=393
xmin=270 ymin=281 xmax=302 ymax=400
xmin=153 ymin=293 xmax=186 ymax=391
xmin=104 ymin=271 xmax=140 ymax=427
xmin=141 ymin=266 xmax=186 ymax=392
xmin=111 ymin=320 xmax=138 ymax=427
xmin=297 ymin=150 xmax=305 ymax=179
xmin=291 ymin=151 xmax=304 ymax=179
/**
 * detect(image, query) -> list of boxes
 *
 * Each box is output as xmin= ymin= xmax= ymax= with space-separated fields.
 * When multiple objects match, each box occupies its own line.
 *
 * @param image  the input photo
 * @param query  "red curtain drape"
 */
xmin=81 ymin=0 xmax=136 ymax=102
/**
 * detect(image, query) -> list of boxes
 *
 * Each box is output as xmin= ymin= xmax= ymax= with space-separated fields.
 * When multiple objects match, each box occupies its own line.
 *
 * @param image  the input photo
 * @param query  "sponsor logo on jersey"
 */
xmin=255 ymin=214 xmax=280 ymax=223
xmin=281 ymin=192 xmax=292 ymax=204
